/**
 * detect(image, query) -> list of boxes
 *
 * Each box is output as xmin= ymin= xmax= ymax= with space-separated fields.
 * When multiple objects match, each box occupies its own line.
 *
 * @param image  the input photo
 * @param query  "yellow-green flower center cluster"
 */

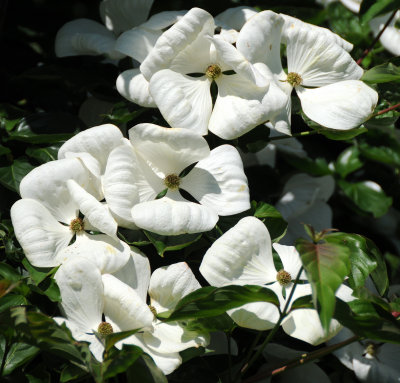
xmin=69 ymin=217 xmax=85 ymax=233
xmin=206 ymin=64 xmax=222 ymax=80
xmin=286 ymin=72 xmax=302 ymax=87
xmin=97 ymin=321 xmax=113 ymax=337
xmin=164 ymin=173 xmax=181 ymax=190
xmin=276 ymin=269 xmax=292 ymax=286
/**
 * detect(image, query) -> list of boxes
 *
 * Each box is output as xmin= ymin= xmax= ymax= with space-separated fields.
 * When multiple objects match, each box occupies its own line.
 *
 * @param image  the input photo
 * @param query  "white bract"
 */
xmin=370 ymin=11 xmax=400 ymax=56
xmin=200 ymin=216 xmax=353 ymax=344
xmin=103 ymin=123 xmax=250 ymax=235
xmin=139 ymin=7 xmax=287 ymax=139
xmin=276 ymin=173 xmax=335 ymax=245
xmin=55 ymin=0 xmax=154 ymax=59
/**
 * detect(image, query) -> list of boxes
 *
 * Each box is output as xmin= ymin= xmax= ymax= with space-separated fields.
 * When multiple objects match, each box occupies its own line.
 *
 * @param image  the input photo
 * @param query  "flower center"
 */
xmin=206 ymin=64 xmax=222 ymax=80
xmin=276 ymin=269 xmax=292 ymax=286
xmin=286 ymin=72 xmax=302 ymax=87
xmin=365 ymin=343 xmax=377 ymax=358
xmin=97 ymin=321 xmax=113 ymax=337
xmin=164 ymin=173 xmax=181 ymax=190
xmin=69 ymin=217 xmax=84 ymax=233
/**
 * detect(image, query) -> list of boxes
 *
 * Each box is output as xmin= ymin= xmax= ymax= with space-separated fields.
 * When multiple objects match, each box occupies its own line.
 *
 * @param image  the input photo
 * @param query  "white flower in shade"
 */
xmin=328 ymin=328 xmax=400 ymax=382
xmin=200 ymin=216 xmax=354 ymax=345
xmin=138 ymin=7 xmax=288 ymax=140
xmin=55 ymin=0 xmax=154 ymax=59
xmin=238 ymin=10 xmax=378 ymax=132
xmin=103 ymin=258 xmax=209 ymax=374
xmin=369 ymin=11 xmax=400 ymax=56
xmin=115 ymin=11 xmax=187 ymax=107
xmin=103 ymin=123 xmax=250 ymax=235
xmin=276 ymin=173 xmax=335 ymax=245
xmin=10 ymin=158 xmax=129 ymax=271
xmin=315 ymin=0 xmax=361 ymax=13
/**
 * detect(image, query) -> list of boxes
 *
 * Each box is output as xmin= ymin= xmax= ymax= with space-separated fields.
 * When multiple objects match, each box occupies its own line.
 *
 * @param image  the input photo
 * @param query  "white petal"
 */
xmin=281 ymin=14 xmax=353 ymax=52
xmin=115 ymin=27 xmax=161 ymax=63
xmin=99 ymin=0 xmax=154 ymax=35
xmin=287 ymin=27 xmax=362 ymax=86
xmin=102 ymin=274 xmax=154 ymax=331
xmin=11 ymin=199 xmax=72 ymax=267
xmin=236 ymin=10 xmax=285 ymax=76
xmin=149 ymin=70 xmax=212 ymax=135
xmin=67 ymin=180 xmax=117 ymax=238
xmin=370 ymin=12 xmax=400 ymax=56
xmin=208 ymin=74 xmax=269 ymax=140
xmin=228 ymin=302 xmax=280 ymax=330
xmin=140 ymin=8 xmax=214 ymax=80
xmin=297 ymin=81 xmax=378 ymax=130
xmin=112 ymin=249 xmax=151 ymax=302
xmin=215 ymin=6 xmax=258 ymax=31
xmin=20 ymin=158 xmax=98 ymax=223
xmin=200 ymin=216 xmax=276 ymax=286
xmin=129 ymin=123 xmax=210 ymax=176
xmin=140 ymin=10 xmax=187 ymax=30
xmin=273 ymin=244 xmax=307 ymax=280
xmin=132 ymin=196 xmax=218 ymax=235
xmin=62 ymin=152 xmax=102 ymax=181
xmin=341 ymin=0 xmax=361 ymax=13
xmin=149 ymin=262 xmax=201 ymax=312
xmin=103 ymin=140 xmax=156 ymax=229
xmin=58 ymin=124 xmax=123 ymax=175
xmin=56 ymin=232 xmax=130 ymax=274
xmin=55 ymin=19 xmax=123 ymax=59
xmin=55 ymin=257 xmax=103 ymax=334
xmin=116 ymin=68 xmax=156 ymax=107
xmin=181 ymin=145 xmax=250 ymax=215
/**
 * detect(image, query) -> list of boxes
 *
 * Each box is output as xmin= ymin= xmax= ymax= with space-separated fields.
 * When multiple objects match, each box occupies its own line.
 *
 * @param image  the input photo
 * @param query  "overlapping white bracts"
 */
xmin=55 ymin=0 xmax=154 ymax=59
xmin=103 ymin=123 xmax=250 ymax=235
xmin=276 ymin=173 xmax=335 ymax=245
xmin=200 ymin=216 xmax=353 ymax=344
xmin=370 ymin=11 xmax=400 ymax=56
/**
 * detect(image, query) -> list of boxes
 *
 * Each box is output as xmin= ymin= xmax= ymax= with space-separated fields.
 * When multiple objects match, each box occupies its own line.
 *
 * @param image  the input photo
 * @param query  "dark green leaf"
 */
xmin=144 ymin=231 xmax=202 ymax=257
xmin=126 ymin=354 xmax=167 ymax=383
xmin=359 ymin=141 xmax=400 ymax=166
xmin=104 ymin=329 xmax=141 ymax=352
xmin=290 ymin=294 xmax=314 ymax=310
xmin=22 ymin=258 xmax=56 ymax=285
xmin=252 ymin=201 xmax=287 ymax=242
xmin=0 ymin=339 xmax=39 ymax=376
xmin=0 ymin=158 xmax=34 ymax=193
xmin=26 ymin=145 xmax=60 ymax=163
xmin=362 ymin=61 xmax=400 ymax=83
xmin=320 ymin=127 xmax=367 ymax=141
xmin=158 ymin=285 xmax=280 ymax=322
xmin=296 ymin=238 xmax=351 ymax=331
xmin=237 ymin=124 xmax=270 ymax=153
xmin=0 ymin=263 xmax=21 ymax=282
xmin=185 ymin=313 xmax=235 ymax=333
xmin=0 ymin=295 xmax=27 ymax=313
xmin=0 ymin=145 xmax=11 ymax=156
xmin=335 ymin=146 xmax=364 ymax=178
xmin=60 ymin=364 xmax=87 ymax=382
xmin=338 ymin=179 xmax=392 ymax=218
xmin=283 ymin=154 xmax=332 ymax=176
xmin=361 ymin=0 xmax=400 ymax=23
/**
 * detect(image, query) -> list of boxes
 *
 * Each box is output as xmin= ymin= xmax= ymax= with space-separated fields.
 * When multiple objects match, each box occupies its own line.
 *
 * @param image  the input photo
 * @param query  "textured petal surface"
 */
xmin=140 ymin=8 xmax=214 ymax=80
xmin=181 ymin=145 xmax=250 ymax=215
xmin=58 ymin=124 xmax=123 ymax=174
xmin=11 ymin=199 xmax=72 ymax=267
xmin=149 ymin=70 xmax=212 ymax=135
xmin=132 ymin=196 xmax=218 ymax=235
xmin=20 ymin=158 xmax=98 ymax=223
xmin=200 ymin=216 xmax=276 ymax=286
xmin=149 ymin=262 xmax=201 ymax=312
xmin=56 ymin=233 xmax=130 ymax=274
xmin=100 ymin=0 xmax=154 ymax=35
xmin=55 ymin=257 xmax=103 ymax=334
xmin=297 ymin=81 xmax=378 ymax=130
xmin=209 ymin=74 xmax=269 ymax=139
xmin=55 ymin=19 xmax=123 ymax=59
xmin=287 ymin=27 xmax=362 ymax=87
xmin=129 ymin=123 xmax=210 ymax=176
xmin=116 ymin=69 xmax=156 ymax=107
xmin=228 ymin=302 xmax=280 ymax=330
xmin=102 ymin=274 xmax=154 ymax=331
xmin=273 ymin=244 xmax=307 ymax=280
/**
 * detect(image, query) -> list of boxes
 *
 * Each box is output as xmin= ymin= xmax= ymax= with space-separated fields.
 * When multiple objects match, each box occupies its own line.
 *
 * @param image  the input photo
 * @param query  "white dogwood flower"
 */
xmin=103 ymin=123 xmax=250 ymax=234
xmin=276 ymin=173 xmax=335 ymax=245
xmin=369 ymin=11 xmax=400 ymax=56
xmin=55 ymin=0 xmax=154 ymax=59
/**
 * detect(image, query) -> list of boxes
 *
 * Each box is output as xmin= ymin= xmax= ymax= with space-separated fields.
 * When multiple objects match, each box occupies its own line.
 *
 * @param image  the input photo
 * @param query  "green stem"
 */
xmin=240 ymin=267 xmax=304 ymax=376
xmin=243 ymin=335 xmax=360 ymax=383
xmin=269 ymin=130 xmax=320 ymax=141
xmin=357 ymin=9 xmax=399 ymax=65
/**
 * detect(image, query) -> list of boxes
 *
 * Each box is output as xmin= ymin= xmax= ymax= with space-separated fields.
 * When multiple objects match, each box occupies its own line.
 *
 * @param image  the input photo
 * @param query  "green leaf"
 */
xmin=335 ymin=146 xmax=364 ymax=179
xmin=0 ymin=263 xmax=21 ymax=282
xmin=0 ymin=158 xmax=34 ymax=193
xmin=0 ymin=145 xmax=11 ymax=156
xmin=237 ymin=124 xmax=270 ymax=153
xmin=252 ymin=201 xmax=287 ymax=242
xmin=324 ymin=233 xmax=388 ymax=294
xmin=338 ymin=179 xmax=392 ymax=218
xmin=0 ymin=295 xmax=27 ymax=313
xmin=104 ymin=329 xmax=141 ymax=352
xmin=290 ymin=294 xmax=314 ymax=310
xmin=143 ymin=231 xmax=202 ymax=257
xmin=6 ymin=112 xmax=80 ymax=144
xmin=26 ymin=145 xmax=59 ymax=163
xmin=126 ymin=354 xmax=167 ymax=383
xmin=0 ymin=339 xmax=39 ymax=376
xmin=158 ymin=285 xmax=280 ymax=322
xmin=185 ymin=313 xmax=235 ymax=333
xmin=359 ymin=141 xmax=400 ymax=166
xmin=60 ymin=364 xmax=87 ymax=382
xmin=362 ymin=62 xmax=400 ymax=84
xmin=22 ymin=259 xmax=53 ymax=285
xmin=320 ymin=127 xmax=367 ymax=141
xmin=361 ymin=0 xmax=400 ymax=23
xmin=283 ymin=154 xmax=332 ymax=176
xmin=296 ymin=238 xmax=351 ymax=331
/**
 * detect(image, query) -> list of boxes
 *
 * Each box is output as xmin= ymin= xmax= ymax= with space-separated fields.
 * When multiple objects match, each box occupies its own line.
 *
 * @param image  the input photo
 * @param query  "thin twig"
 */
xmin=373 ymin=102 xmax=400 ymax=117
xmin=357 ymin=9 xmax=399 ymax=65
